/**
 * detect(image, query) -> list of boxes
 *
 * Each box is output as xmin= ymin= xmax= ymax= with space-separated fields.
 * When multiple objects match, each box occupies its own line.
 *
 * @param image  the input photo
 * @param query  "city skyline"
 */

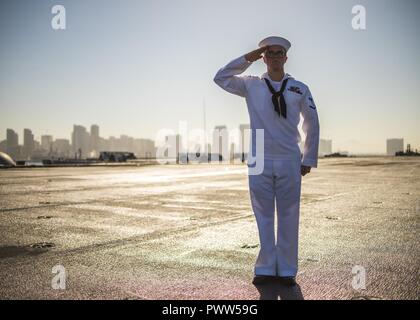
xmin=1 ymin=124 xmax=156 ymax=160
xmin=1 ymin=115 xmax=417 ymax=155
xmin=1 ymin=123 xmax=415 ymax=161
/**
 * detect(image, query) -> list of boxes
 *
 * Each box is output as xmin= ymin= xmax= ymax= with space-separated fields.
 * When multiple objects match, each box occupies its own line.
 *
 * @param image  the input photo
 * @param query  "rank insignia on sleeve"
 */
xmin=309 ymin=105 xmax=316 ymax=110
xmin=288 ymin=86 xmax=303 ymax=95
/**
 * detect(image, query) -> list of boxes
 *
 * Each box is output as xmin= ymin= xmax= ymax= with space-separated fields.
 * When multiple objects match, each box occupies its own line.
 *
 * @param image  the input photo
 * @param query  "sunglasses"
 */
xmin=265 ymin=50 xmax=286 ymax=58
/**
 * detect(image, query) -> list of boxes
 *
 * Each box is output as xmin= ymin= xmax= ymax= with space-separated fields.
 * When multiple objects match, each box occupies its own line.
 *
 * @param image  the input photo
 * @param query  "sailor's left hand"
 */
xmin=301 ymin=165 xmax=311 ymax=176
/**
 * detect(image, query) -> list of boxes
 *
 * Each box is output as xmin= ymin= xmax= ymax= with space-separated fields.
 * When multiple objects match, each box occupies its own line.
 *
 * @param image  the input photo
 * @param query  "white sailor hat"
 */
xmin=258 ymin=36 xmax=291 ymax=52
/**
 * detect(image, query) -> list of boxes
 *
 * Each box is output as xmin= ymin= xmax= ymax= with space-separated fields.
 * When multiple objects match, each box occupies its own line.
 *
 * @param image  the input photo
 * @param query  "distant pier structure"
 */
xmin=396 ymin=144 xmax=420 ymax=156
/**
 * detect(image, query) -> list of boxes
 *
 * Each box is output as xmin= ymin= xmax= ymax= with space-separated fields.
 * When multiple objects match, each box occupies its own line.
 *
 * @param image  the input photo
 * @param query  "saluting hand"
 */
xmin=245 ymin=46 xmax=269 ymax=63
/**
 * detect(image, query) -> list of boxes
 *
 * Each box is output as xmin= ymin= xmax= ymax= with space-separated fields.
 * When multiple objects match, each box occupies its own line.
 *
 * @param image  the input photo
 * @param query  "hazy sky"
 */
xmin=1 ymin=0 xmax=419 ymax=154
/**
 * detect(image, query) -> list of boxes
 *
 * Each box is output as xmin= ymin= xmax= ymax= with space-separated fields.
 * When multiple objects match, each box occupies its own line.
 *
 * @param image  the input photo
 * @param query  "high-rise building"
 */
xmin=164 ymin=134 xmax=181 ymax=163
xmin=6 ymin=129 xmax=19 ymax=159
xmin=319 ymin=139 xmax=333 ymax=156
xmin=90 ymin=124 xmax=100 ymax=157
xmin=72 ymin=125 xmax=90 ymax=159
xmin=119 ymin=135 xmax=134 ymax=152
xmin=23 ymin=129 xmax=35 ymax=159
xmin=133 ymin=138 xmax=155 ymax=158
xmin=41 ymin=135 xmax=53 ymax=153
xmin=387 ymin=138 xmax=404 ymax=156
xmin=0 ymin=140 xmax=7 ymax=153
xmin=99 ymin=136 xmax=109 ymax=152
xmin=53 ymin=139 xmax=71 ymax=158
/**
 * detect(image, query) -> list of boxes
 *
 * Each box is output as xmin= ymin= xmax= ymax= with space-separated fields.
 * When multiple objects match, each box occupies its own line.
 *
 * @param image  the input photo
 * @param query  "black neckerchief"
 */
xmin=264 ymin=77 xmax=289 ymax=118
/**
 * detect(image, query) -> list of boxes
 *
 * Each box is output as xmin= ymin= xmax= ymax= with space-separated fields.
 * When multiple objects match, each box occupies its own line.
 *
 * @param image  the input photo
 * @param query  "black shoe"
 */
xmin=276 ymin=276 xmax=296 ymax=286
xmin=252 ymin=275 xmax=277 ymax=285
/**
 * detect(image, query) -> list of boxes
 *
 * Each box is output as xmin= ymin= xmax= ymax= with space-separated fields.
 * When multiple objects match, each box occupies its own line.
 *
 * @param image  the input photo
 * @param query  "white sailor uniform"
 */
xmin=214 ymin=53 xmax=320 ymax=277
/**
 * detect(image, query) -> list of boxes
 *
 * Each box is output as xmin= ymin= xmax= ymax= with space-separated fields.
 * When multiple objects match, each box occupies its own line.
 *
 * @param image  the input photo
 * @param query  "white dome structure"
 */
xmin=0 ymin=152 xmax=16 ymax=167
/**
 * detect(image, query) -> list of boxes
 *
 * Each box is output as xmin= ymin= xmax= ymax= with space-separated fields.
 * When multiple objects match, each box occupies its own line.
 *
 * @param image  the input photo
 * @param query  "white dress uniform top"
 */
xmin=214 ymin=42 xmax=320 ymax=277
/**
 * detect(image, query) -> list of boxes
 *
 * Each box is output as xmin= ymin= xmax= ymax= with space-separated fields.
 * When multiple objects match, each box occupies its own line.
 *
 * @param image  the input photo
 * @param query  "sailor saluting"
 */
xmin=214 ymin=36 xmax=320 ymax=286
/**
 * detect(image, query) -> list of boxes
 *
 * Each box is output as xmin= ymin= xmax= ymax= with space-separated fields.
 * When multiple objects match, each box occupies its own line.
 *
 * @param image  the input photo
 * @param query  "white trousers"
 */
xmin=248 ymin=158 xmax=301 ymax=277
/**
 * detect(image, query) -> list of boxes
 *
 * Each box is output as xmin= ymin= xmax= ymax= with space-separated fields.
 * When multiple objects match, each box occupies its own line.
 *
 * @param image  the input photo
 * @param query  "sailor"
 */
xmin=214 ymin=36 xmax=320 ymax=286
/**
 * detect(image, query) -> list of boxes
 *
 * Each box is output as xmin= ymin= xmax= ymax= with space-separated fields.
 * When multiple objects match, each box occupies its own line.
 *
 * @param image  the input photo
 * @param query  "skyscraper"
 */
xmin=119 ymin=135 xmax=134 ymax=152
xmin=319 ymin=139 xmax=333 ymax=156
xmin=90 ymin=124 xmax=100 ymax=157
xmin=72 ymin=125 xmax=90 ymax=159
xmin=41 ymin=135 xmax=53 ymax=153
xmin=134 ymin=138 xmax=156 ymax=158
xmin=164 ymin=134 xmax=182 ymax=163
xmin=386 ymin=138 xmax=404 ymax=156
xmin=0 ymin=140 xmax=7 ymax=153
xmin=6 ymin=129 xmax=19 ymax=159
xmin=23 ymin=128 xmax=35 ymax=159
xmin=53 ymin=139 xmax=71 ymax=158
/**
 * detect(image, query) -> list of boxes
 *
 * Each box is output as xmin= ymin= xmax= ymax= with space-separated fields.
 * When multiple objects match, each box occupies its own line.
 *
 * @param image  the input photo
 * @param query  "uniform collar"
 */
xmin=262 ymin=72 xmax=292 ymax=83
